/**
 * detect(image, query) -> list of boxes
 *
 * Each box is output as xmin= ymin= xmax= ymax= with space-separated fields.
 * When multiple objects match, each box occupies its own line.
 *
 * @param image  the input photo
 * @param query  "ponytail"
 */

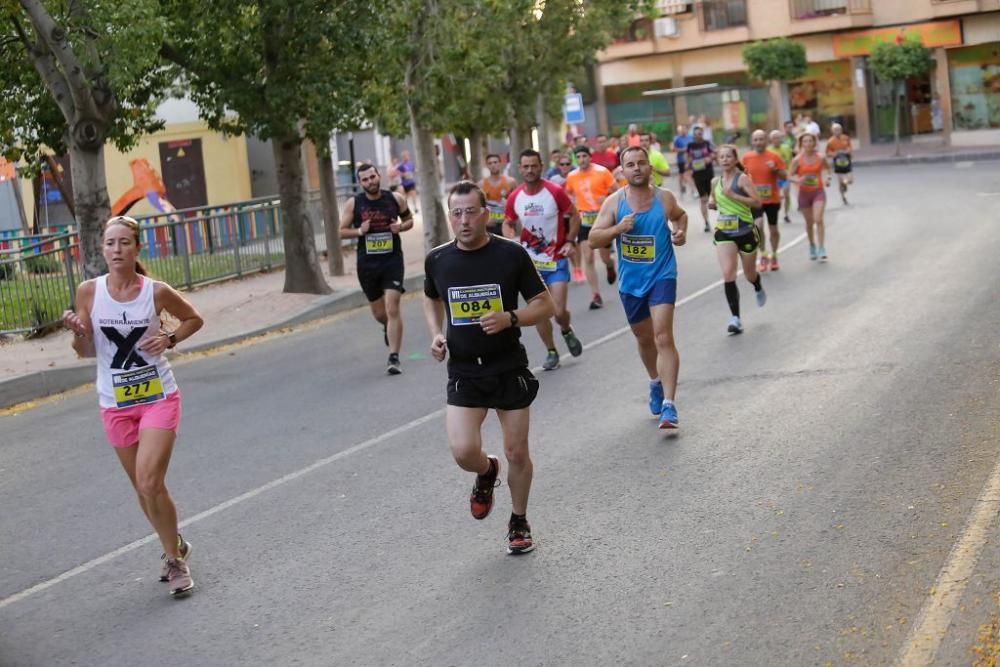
xmin=718 ymin=144 xmax=745 ymax=172
xmin=135 ymin=261 xmax=147 ymax=276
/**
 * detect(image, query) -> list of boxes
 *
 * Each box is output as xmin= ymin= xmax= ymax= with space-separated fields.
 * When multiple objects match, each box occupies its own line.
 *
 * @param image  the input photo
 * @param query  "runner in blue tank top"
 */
xmin=589 ymin=146 xmax=689 ymax=429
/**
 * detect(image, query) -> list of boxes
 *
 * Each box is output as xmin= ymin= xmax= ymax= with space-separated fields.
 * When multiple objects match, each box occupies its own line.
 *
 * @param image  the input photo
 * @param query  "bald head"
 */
xmin=751 ymin=129 xmax=768 ymax=152
xmin=831 ymin=123 xmax=843 ymax=135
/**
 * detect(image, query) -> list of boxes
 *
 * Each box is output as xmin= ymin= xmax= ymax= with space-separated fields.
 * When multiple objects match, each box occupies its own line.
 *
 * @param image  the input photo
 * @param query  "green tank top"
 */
xmin=714 ymin=173 xmax=754 ymax=236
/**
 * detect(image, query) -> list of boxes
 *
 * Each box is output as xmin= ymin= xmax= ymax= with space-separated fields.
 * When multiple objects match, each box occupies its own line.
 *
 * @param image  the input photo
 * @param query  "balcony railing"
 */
xmin=699 ymin=0 xmax=747 ymax=31
xmin=790 ymin=0 xmax=871 ymax=19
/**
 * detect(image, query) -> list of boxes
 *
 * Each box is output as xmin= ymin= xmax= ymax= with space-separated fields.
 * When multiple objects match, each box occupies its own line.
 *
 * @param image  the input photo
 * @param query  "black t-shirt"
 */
xmin=353 ymin=190 xmax=402 ymax=265
xmin=686 ymin=141 xmax=715 ymax=175
xmin=424 ymin=235 xmax=546 ymax=378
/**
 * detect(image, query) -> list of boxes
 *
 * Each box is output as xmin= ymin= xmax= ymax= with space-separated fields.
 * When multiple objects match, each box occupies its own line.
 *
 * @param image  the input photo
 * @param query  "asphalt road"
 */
xmin=1 ymin=163 xmax=998 ymax=666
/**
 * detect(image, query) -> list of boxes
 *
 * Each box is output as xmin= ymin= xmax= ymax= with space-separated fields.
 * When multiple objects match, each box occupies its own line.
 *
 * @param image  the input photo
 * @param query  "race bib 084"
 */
xmin=448 ymin=284 xmax=503 ymax=326
xmin=365 ymin=232 xmax=393 ymax=255
xmin=621 ymin=234 xmax=655 ymax=263
xmin=113 ymin=366 xmax=165 ymax=408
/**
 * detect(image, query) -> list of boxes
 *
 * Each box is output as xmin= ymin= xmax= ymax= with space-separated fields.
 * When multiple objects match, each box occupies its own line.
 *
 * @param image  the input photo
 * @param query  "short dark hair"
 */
xmin=573 ymin=145 xmax=591 ymax=156
xmin=447 ymin=180 xmax=487 ymax=208
xmin=519 ymin=149 xmax=542 ymax=164
xmin=356 ymin=162 xmax=378 ymax=177
xmin=620 ymin=146 xmax=649 ymax=163
xmin=639 ymin=132 xmax=652 ymax=140
xmin=596 ymin=133 xmax=608 ymax=141
xmin=485 ymin=153 xmax=501 ymax=162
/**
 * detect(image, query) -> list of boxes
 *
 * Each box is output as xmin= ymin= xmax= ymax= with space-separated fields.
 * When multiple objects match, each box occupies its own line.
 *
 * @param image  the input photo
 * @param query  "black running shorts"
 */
xmin=693 ymin=171 xmax=713 ymax=197
xmin=751 ymin=203 xmax=781 ymax=226
xmin=447 ymin=367 xmax=539 ymax=411
xmin=714 ymin=227 xmax=760 ymax=254
xmin=358 ymin=255 xmax=405 ymax=302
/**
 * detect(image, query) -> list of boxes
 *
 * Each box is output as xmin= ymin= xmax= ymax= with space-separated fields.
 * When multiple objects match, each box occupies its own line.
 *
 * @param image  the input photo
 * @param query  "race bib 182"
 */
xmin=448 ymin=284 xmax=503 ymax=326
xmin=621 ymin=234 xmax=655 ymax=263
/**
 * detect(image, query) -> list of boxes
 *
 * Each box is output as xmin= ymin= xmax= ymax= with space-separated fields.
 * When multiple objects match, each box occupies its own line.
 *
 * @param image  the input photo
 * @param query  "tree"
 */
xmin=869 ymin=37 xmax=934 ymax=157
xmin=742 ymin=37 xmax=808 ymax=130
xmin=160 ymin=0 xmax=374 ymax=294
xmin=0 ymin=0 xmax=170 ymax=277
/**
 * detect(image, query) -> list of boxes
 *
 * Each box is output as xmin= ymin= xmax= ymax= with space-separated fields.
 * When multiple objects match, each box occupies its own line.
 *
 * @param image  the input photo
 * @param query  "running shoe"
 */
xmin=589 ymin=294 xmax=603 ymax=310
xmin=160 ymin=537 xmax=192 ymax=582
xmin=727 ymin=316 xmax=743 ymax=335
xmin=809 ymin=244 xmax=818 ymax=261
xmin=606 ymin=263 xmax=617 ymax=285
xmin=648 ymin=381 xmax=664 ymax=416
xmin=818 ymin=246 xmax=828 ymax=262
xmin=470 ymin=455 xmax=500 ymax=520
xmin=507 ymin=518 xmax=535 ymax=555
xmin=165 ymin=558 xmax=194 ymax=597
xmin=769 ymin=254 xmax=780 ymax=271
xmin=387 ymin=353 xmax=402 ymax=375
xmin=756 ymin=286 xmax=767 ymax=308
xmin=542 ymin=349 xmax=560 ymax=371
xmin=562 ymin=329 xmax=583 ymax=357
xmin=703 ymin=222 xmax=711 ymax=233
xmin=572 ymin=267 xmax=585 ymax=283
xmin=658 ymin=401 xmax=679 ymax=430
xmin=784 ymin=214 xmax=792 ymax=224
xmin=757 ymin=255 xmax=769 ymax=273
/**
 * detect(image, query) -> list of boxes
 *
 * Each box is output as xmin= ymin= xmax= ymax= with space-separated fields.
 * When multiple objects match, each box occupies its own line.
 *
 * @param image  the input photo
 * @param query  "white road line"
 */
xmin=896 ymin=454 xmax=1000 ymax=667
xmin=0 ymin=231 xmax=808 ymax=611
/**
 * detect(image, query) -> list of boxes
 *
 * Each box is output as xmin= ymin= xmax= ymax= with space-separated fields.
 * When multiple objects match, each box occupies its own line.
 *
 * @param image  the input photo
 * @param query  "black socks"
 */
xmin=724 ymin=281 xmax=740 ymax=317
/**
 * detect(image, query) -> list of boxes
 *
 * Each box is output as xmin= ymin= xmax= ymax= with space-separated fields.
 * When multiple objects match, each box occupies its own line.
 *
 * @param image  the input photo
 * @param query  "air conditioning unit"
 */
xmin=654 ymin=17 xmax=680 ymax=38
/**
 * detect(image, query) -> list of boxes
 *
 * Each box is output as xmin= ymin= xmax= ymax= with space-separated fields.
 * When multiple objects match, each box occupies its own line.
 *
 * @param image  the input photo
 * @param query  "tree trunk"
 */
xmin=67 ymin=142 xmax=111 ymax=278
xmin=317 ymin=146 xmax=344 ymax=276
xmin=536 ymin=93 xmax=551 ymax=156
xmin=894 ymin=82 xmax=902 ymax=157
xmin=468 ymin=128 xmax=485 ymax=182
xmin=507 ymin=124 xmax=523 ymax=181
xmin=407 ymin=101 xmax=449 ymax=253
xmin=273 ymin=137 xmax=331 ymax=294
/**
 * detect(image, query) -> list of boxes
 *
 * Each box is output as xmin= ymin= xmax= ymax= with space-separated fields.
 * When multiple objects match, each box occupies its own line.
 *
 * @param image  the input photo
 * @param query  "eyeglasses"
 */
xmin=558 ymin=162 xmax=571 ymax=166
xmin=449 ymin=207 xmax=483 ymax=219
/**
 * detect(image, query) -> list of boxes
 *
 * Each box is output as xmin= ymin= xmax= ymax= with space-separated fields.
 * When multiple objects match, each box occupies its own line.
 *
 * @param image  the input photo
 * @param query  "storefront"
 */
xmin=605 ymin=79 xmax=675 ymax=139
xmin=947 ymin=42 xmax=1000 ymax=132
xmin=787 ymin=61 xmax=856 ymax=136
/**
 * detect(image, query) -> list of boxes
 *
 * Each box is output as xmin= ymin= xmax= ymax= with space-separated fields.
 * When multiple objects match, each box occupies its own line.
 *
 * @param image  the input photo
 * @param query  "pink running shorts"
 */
xmin=797 ymin=188 xmax=826 ymax=210
xmin=100 ymin=391 xmax=182 ymax=448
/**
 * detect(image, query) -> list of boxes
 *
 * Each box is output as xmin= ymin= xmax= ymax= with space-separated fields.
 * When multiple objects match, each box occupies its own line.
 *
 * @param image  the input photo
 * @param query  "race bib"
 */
xmin=691 ymin=158 xmax=707 ymax=172
xmin=755 ymin=184 xmax=773 ymax=199
xmin=365 ymin=232 xmax=393 ymax=255
xmin=581 ymin=211 xmax=598 ymax=228
xmin=113 ymin=366 xmax=165 ymax=408
xmin=802 ymin=174 xmax=819 ymax=187
xmin=487 ymin=203 xmax=506 ymax=223
xmin=834 ymin=153 xmax=850 ymax=168
xmin=716 ymin=213 xmax=740 ymax=231
xmin=621 ymin=234 xmax=655 ymax=263
xmin=532 ymin=256 xmax=558 ymax=272
xmin=447 ymin=284 xmax=503 ymax=326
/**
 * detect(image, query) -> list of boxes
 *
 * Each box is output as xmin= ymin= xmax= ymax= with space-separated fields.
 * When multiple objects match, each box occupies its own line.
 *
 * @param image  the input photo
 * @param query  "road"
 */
xmin=1 ymin=162 xmax=998 ymax=666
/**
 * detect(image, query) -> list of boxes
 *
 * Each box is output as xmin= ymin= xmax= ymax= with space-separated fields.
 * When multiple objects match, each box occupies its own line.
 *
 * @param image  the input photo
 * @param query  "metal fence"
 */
xmin=1 ymin=198 xmax=285 ymax=335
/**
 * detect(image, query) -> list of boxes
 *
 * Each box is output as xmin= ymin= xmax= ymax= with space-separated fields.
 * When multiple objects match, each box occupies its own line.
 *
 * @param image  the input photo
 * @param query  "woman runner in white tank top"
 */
xmin=62 ymin=216 xmax=203 ymax=597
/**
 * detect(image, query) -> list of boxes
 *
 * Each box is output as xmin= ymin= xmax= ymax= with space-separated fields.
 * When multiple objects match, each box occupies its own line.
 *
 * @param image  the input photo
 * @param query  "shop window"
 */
xmin=788 ymin=61 xmax=857 ymax=136
xmin=948 ymin=43 xmax=1000 ymax=131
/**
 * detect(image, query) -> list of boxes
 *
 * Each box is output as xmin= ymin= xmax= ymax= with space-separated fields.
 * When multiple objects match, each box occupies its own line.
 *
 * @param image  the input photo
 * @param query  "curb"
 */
xmin=0 ymin=272 xmax=426 ymax=410
xmin=852 ymin=151 xmax=1000 ymax=168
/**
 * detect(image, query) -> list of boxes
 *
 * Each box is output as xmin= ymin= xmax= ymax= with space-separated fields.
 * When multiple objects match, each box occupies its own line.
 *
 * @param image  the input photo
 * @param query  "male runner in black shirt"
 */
xmin=340 ymin=163 xmax=413 ymax=375
xmin=424 ymin=181 xmax=555 ymax=555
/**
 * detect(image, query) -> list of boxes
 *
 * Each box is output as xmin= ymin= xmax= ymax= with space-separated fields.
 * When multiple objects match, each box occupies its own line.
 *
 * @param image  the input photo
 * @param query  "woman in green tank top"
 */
xmin=707 ymin=144 xmax=767 ymax=335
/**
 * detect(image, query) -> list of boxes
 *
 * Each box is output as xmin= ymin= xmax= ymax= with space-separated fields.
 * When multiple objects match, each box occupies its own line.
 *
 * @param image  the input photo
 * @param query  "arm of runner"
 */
xmin=143 ymin=282 xmax=204 ymax=356
xmin=587 ymin=191 xmax=628 ymax=249
xmin=788 ymin=157 xmax=801 ymax=184
xmin=63 ymin=280 xmax=96 ymax=358
xmin=563 ymin=205 xmax=580 ymax=257
xmin=661 ymin=189 xmax=688 ymax=247
xmin=422 ymin=261 xmax=447 ymax=361
xmin=821 ymin=157 xmax=833 ymax=187
xmin=390 ymin=191 xmax=414 ymax=233
xmin=340 ymin=197 xmax=367 ymax=238
xmin=503 ymin=192 xmax=520 ymax=239
xmin=708 ymin=178 xmax=719 ymax=210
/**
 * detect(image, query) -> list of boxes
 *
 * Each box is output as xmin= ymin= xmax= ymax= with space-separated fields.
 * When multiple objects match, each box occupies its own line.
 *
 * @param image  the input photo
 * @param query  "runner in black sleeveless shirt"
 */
xmin=340 ymin=163 xmax=413 ymax=375
xmin=424 ymin=181 xmax=555 ymax=555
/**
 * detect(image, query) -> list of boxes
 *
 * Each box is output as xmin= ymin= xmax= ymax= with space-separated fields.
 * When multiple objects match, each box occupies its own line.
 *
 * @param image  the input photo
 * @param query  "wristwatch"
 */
xmin=508 ymin=311 xmax=519 ymax=328
xmin=166 ymin=332 xmax=177 ymax=349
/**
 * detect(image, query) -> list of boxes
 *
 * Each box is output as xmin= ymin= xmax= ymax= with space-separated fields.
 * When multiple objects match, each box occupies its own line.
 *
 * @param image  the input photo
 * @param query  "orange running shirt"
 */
xmin=795 ymin=154 xmax=824 ymax=191
xmin=742 ymin=150 xmax=785 ymax=205
xmin=564 ymin=165 xmax=615 ymax=213
xmin=825 ymin=135 xmax=851 ymax=155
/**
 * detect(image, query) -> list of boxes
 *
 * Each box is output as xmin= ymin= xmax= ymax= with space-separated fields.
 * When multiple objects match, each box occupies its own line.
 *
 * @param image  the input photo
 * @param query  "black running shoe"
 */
xmin=507 ymin=518 xmax=535 ymax=555
xmin=387 ymin=353 xmax=401 ymax=375
xmin=470 ymin=456 xmax=500 ymax=520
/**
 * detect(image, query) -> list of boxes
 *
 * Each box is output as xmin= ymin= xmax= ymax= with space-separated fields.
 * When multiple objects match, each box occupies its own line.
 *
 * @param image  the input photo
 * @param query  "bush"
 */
xmin=0 ymin=262 xmax=13 ymax=281
xmin=24 ymin=255 xmax=61 ymax=274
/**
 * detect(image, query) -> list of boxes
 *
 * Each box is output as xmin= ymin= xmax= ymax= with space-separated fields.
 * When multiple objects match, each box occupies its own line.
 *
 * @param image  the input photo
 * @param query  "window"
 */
xmin=700 ymin=0 xmax=747 ymax=32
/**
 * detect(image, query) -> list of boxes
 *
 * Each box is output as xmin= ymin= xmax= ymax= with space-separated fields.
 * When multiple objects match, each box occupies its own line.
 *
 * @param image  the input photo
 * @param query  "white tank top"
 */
xmin=90 ymin=275 xmax=178 ymax=409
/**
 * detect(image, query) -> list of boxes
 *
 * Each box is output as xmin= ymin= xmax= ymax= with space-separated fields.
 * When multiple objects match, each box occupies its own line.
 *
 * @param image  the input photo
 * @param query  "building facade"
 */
xmin=596 ymin=0 xmax=1000 ymax=147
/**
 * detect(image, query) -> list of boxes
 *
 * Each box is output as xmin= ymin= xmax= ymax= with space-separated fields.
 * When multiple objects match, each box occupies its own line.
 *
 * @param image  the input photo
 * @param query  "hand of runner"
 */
xmin=560 ymin=241 xmax=576 ymax=259
xmin=62 ymin=309 xmax=88 ymax=337
xmin=708 ymin=200 xmax=718 ymax=211
xmin=671 ymin=226 xmax=687 ymax=247
xmin=618 ymin=213 xmax=635 ymax=234
xmin=430 ymin=333 xmax=447 ymax=361
xmin=358 ymin=220 xmax=370 ymax=235
xmin=478 ymin=311 xmax=508 ymax=335
xmin=389 ymin=222 xmax=402 ymax=234
xmin=138 ymin=333 xmax=171 ymax=356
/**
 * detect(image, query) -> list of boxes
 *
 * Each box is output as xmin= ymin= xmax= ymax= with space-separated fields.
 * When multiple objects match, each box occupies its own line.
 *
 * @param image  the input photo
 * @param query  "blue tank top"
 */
xmin=615 ymin=189 xmax=677 ymax=297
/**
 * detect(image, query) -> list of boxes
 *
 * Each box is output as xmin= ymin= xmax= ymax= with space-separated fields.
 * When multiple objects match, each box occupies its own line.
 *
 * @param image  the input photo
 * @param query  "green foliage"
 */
xmin=24 ymin=254 xmax=60 ymax=274
xmin=0 ymin=1 xmax=171 ymax=174
xmin=742 ymin=38 xmax=808 ymax=83
xmin=869 ymin=37 xmax=934 ymax=84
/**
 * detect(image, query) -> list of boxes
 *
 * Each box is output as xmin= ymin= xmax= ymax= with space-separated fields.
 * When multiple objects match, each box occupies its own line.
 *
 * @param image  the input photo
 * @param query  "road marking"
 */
xmin=896 ymin=454 xmax=1000 ymax=666
xmin=0 ymin=231 xmax=808 ymax=611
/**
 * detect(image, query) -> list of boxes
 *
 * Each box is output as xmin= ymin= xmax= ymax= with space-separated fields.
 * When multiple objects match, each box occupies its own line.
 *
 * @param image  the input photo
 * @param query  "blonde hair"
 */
xmin=104 ymin=216 xmax=148 ymax=276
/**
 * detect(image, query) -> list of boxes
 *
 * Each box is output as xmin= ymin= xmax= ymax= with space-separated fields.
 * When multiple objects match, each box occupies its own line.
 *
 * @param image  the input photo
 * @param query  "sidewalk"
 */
xmin=0 ymin=213 xmax=431 ymax=408
xmin=850 ymin=141 xmax=1000 ymax=166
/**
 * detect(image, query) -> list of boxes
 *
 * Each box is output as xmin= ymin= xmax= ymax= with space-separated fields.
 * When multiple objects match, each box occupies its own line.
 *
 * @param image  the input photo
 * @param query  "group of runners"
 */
xmin=62 ymin=122 xmax=856 ymax=590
